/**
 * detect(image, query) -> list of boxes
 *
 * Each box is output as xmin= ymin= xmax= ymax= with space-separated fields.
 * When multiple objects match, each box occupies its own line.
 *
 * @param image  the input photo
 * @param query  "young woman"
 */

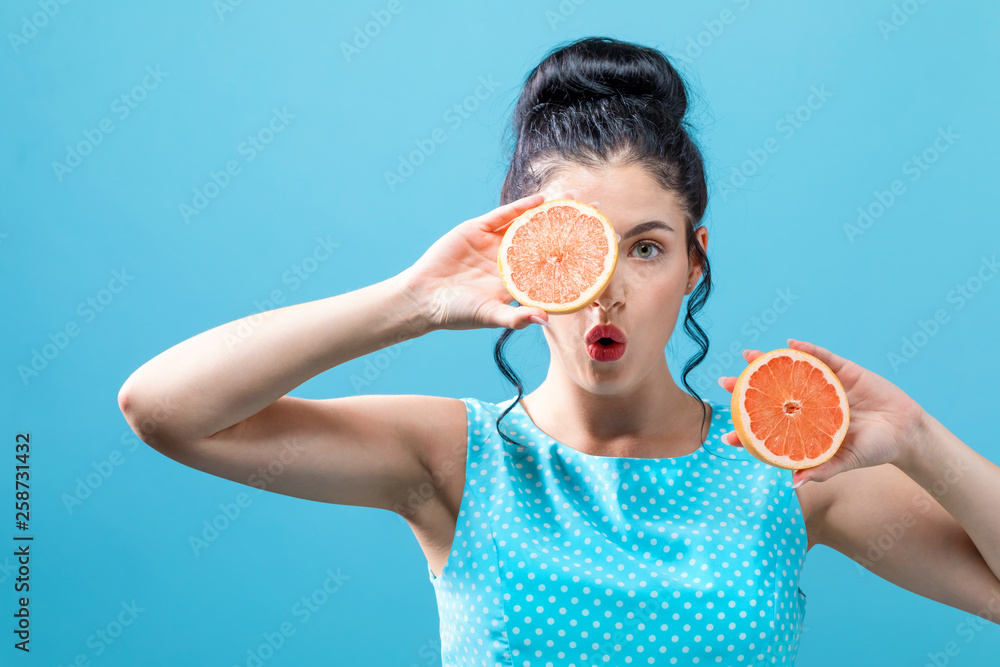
xmin=118 ymin=36 xmax=1000 ymax=665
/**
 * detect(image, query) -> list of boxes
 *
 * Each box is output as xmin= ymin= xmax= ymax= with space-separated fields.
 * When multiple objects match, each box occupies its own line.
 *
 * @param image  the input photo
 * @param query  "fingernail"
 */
xmin=717 ymin=376 xmax=725 ymax=388
xmin=567 ymin=188 xmax=580 ymax=199
xmin=588 ymin=200 xmax=601 ymax=209
xmin=787 ymin=338 xmax=797 ymax=346
xmin=792 ymin=478 xmax=807 ymax=489
xmin=615 ymin=233 xmax=621 ymax=243
xmin=529 ymin=315 xmax=550 ymax=327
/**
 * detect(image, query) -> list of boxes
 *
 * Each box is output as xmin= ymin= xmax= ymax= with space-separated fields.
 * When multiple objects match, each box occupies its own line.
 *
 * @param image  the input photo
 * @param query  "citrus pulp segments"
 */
xmin=497 ymin=199 xmax=618 ymax=313
xmin=730 ymin=348 xmax=850 ymax=470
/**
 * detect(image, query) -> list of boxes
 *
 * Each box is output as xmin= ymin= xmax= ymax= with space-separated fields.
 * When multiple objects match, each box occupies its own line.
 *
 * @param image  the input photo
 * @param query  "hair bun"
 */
xmin=517 ymin=37 xmax=688 ymax=124
xmin=501 ymin=35 xmax=707 ymax=230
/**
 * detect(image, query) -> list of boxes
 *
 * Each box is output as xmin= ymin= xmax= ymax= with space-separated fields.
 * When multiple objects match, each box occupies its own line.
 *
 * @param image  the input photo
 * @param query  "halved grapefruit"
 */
xmin=731 ymin=348 xmax=850 ymax=470
xmin=497 ymin=199 xmax=618 ymax=313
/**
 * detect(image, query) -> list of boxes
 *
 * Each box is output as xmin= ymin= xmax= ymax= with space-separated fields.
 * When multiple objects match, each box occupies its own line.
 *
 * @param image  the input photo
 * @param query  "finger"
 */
xmin=716 ymin=350 xmax=763 ymax=393
xmin=493 ymin=303 xmax=549 ymax=331
xmin=476 ymin=193 xmax=545 ymax=232
xmin=536 ymin=187 xmax=581 ymax=203
xmin=786 ymin=338 xmax=851 ymax=375
xmin=793 ymin=446 xmax=859 ymax=486
xmin=721 ymin=430 xmax=743 ymax=447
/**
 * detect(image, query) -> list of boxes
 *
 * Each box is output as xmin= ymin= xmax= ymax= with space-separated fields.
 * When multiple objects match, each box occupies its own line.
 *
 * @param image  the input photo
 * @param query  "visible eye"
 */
xmin=630 ymin=240 xmax=663 ymax=260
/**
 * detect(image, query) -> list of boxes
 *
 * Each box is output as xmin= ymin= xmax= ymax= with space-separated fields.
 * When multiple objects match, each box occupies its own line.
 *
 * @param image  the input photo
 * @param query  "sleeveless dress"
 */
xmin=428 ymin=396 xmax=809 ymax=666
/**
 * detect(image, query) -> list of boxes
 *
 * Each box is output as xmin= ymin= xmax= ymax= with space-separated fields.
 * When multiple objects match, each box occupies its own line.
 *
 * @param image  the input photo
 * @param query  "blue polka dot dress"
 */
xmin=428 ymin=396 xmax=809 ymax=666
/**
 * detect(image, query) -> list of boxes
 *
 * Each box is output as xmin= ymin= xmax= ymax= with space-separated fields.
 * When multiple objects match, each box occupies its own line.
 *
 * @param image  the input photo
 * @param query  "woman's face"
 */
xmin=538 ymin=161 xmax=708 ymax=394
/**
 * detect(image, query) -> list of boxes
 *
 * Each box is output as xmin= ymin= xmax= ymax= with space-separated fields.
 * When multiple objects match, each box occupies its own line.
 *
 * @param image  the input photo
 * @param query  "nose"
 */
xmin=590 ymin=265 xmax=624 ymax=312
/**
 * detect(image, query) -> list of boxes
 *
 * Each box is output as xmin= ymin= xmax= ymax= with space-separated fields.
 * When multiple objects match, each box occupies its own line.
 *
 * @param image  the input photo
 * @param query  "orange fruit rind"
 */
xmin=497 ymin=199 xmax=618 ymax=314
xmin=730 ymin=348 xmax=850 ymax=470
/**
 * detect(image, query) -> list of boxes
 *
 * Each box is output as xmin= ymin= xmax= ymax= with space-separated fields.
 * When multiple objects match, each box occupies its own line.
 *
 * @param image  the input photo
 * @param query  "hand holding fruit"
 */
xmin=718 ymin=339 xmax=929 ymax=487
xmin=396 ymin=192 xmax=579 ymax=332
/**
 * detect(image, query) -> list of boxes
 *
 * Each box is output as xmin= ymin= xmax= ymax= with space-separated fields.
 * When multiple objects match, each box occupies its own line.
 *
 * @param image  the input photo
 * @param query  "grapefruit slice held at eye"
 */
xmin=497 ymin=199 xmax=618 ymax=313
xmin=731 ymin=348 xmax=850 ymax=470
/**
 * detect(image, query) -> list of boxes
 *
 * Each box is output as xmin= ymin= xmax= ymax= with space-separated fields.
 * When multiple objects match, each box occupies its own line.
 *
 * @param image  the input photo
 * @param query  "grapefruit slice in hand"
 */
xmin=497 ymin=199 xmax=618 ymax=313
xmin=730 ymin=348 xmax=850 ymax=470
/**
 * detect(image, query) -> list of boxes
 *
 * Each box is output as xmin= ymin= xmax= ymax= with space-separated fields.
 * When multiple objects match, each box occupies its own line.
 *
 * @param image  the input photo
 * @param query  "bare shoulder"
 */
xmin=388 ymin=395 xmax=471 ymax=577
xmin=346 ymin=394 xmax=468 ymax=479
xmin=388 ymin=394 xmax=470 ymax=515
xmin=326 ymin=393 xmax=470 ymax=516
xmin=796 ymin=463 xmax=906 ymax=552
xmin=795 ymin=478 xmax=828 ymax=552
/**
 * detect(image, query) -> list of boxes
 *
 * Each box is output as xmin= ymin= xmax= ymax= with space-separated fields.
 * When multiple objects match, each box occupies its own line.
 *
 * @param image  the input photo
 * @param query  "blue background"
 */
xmin=3 ymin=1 xmax=999 ymax=665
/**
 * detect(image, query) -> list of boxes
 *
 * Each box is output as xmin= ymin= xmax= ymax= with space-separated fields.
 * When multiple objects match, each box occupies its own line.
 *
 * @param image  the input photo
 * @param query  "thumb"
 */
xmin=793 ymin=447 xmax=860 ymax=487
xmin=493 ymin=304 xmax=549 ymax=330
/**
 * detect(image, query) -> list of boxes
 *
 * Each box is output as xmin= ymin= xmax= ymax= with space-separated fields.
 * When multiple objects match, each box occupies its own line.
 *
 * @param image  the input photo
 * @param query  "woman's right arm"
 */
xmin=117 ymin=193 xmax=554 ymax=514
xmin=117 ymin=275 xmax=456 ymax=513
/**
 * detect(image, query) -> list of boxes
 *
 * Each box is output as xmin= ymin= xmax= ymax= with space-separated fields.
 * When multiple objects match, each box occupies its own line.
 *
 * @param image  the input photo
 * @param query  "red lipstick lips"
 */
xmin=586 ymin=324 xmax=627 ymax=361
xmin=586 ymin=324 xmax=627 ymax=345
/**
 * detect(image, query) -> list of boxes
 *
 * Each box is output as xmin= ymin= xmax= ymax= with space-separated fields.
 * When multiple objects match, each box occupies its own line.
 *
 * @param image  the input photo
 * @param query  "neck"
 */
xmin=521 ymin=356 xmax=708 ymax=458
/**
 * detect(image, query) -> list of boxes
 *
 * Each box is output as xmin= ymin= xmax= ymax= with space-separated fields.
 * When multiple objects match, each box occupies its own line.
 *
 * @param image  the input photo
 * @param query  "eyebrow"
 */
xmin=620 ymin=220 xmax=675 ymax=241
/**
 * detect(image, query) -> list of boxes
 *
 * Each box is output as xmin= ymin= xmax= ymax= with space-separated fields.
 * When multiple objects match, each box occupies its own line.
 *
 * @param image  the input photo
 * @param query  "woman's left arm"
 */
xmin=895 ymin=406 xmax=1000 ymax=591
xmin=718 ymin=339 xmax=1000 ymax=621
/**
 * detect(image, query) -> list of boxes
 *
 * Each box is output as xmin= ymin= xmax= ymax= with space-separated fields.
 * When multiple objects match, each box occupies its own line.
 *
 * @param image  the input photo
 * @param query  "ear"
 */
xmin=687 ymin=225 xmax=708 ymax=286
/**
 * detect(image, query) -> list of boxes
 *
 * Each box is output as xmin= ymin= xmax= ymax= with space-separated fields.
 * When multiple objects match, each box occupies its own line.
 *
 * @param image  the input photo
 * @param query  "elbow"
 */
xmin=117 ymin=380 xmax=132 ymax=420
xmin=117 ymin=379 xmax=183 ymax=451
